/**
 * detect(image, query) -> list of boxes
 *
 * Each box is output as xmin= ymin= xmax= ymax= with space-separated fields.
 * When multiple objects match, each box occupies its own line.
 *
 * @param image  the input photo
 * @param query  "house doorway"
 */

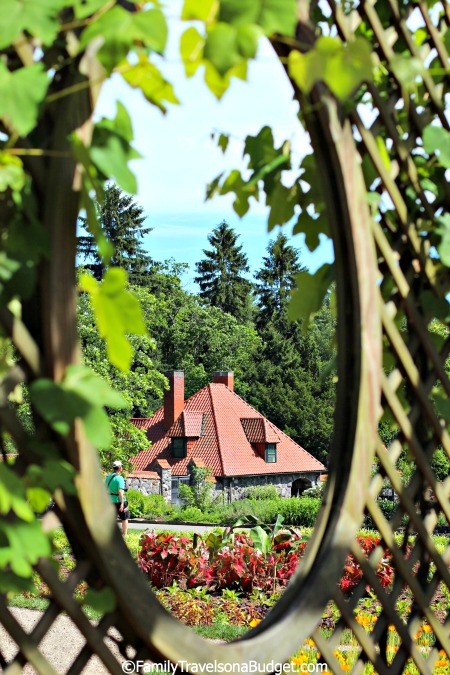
xmin=171 ymin=476 xmax=190 ymax=504
xmin=291 ymin=478 xmax=312 ymax=497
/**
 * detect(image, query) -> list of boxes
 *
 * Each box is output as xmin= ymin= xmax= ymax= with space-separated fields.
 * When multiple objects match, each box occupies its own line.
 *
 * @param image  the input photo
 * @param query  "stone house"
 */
xmin=127 ymin=370 xmax=326 ymax=503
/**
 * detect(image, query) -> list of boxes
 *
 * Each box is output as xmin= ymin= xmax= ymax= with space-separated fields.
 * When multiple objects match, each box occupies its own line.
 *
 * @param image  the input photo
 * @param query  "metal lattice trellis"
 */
xmin=0 ymin=0 xmax=449 ymax=673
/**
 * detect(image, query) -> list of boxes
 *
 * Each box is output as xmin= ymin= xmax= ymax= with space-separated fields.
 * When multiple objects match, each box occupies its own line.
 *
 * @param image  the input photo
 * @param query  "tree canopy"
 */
xmin=78 ymin=183 xmax=152 ymax=282
xmin=194 ymin=221 xmax=253 ymax=321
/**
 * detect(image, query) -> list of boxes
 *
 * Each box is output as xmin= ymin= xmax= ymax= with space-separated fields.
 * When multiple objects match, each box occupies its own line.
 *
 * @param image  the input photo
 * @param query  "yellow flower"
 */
xmin=291 ymin=656 xmax=306 ymax=666
xmin=249 ymin=619 xmax=261 ymax=628
xmin=340 ymin=665 xmax=351 ymax=672
xmin=388 ymin=625 xmax=396 ymax=631
xmin=422 ymin=624 xmax=432 ymax=633
xmin=308 ymin=639 xmax=315 ymax=647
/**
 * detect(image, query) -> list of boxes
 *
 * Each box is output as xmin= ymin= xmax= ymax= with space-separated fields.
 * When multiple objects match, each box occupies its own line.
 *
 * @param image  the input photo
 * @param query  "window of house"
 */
xmin=172 ymin=438 xmax=187 ymax=458
xmin=265 ymin=443 xmax=277 ymax=463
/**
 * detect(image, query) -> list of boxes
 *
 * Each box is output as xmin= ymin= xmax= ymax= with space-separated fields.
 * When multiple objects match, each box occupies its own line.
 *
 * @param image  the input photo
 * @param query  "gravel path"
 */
xmin=0 ymin=607 xmax=129 ymax=674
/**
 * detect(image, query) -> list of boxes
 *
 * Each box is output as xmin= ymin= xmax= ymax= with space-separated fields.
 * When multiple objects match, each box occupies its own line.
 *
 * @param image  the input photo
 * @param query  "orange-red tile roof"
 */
xmin=167 ymin=411 xmax=203 ymax=438
xmin=127 ymin=470 xmax=159 ymax=479
xmin=131 ymin=384 xmax=325 ymax=477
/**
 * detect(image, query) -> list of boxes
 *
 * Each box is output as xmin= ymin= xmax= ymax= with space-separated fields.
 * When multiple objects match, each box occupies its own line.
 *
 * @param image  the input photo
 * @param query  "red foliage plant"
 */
xmin=138 ymin=531 xmax=398 ymax=596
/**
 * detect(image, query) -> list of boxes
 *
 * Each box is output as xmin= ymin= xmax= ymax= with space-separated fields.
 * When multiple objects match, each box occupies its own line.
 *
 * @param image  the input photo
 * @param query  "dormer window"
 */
xmin=265 ymin=443 xmax=277 ymax=463
xmin=172 ymin=438 xmax=187 ymax=458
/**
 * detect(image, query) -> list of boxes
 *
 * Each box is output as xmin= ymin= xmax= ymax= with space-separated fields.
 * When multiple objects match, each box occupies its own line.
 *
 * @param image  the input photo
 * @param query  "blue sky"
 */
xmin=94 ymin=11 xmax=334 ymax=288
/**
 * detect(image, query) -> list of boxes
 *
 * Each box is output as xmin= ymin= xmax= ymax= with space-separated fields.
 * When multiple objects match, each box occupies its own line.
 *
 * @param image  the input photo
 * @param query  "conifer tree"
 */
xmin=194 ymin=221 xmax=252 ymax=321
xmin=78 ymin=184 xmax=152 ymax=282
xmin=254 ymin=232 xmax=305 ymax=333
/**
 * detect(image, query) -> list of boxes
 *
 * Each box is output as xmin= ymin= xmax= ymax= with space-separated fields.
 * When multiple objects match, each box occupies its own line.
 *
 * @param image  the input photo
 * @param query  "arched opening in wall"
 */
xmin=291 ymin=477 xmax=312 ymax=497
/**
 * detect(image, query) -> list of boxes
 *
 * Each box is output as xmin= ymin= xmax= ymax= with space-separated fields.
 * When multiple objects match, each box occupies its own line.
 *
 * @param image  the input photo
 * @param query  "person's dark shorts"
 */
xmin=114 ymin=502 xmax=130 ymax=521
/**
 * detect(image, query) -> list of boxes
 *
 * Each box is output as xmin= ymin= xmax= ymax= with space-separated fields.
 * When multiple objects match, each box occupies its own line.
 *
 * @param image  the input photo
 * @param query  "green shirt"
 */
xmin=105 ymin=472 xmax=125 ymax=504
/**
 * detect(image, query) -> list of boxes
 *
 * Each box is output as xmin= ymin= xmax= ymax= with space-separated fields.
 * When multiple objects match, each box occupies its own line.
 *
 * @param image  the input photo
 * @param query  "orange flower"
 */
xmin=307 ymin=638 xmax=315 ymax=647
xmin=435 ymin=660 xmax=448 ymax=668
xmin=340 ymin=665 xmax=351 ymax=672
xmin=422 ymin=625 xmax=432 ymax=633
xmin=388 ymin=625 xmax=396 ymax=632
xmin=291 ymin=656 xmax=306 ymax=666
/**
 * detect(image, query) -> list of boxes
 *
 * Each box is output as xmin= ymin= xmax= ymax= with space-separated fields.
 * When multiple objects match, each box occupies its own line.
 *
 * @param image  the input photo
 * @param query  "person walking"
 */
xmin=105 ymin=460 xmax=129 ymax=536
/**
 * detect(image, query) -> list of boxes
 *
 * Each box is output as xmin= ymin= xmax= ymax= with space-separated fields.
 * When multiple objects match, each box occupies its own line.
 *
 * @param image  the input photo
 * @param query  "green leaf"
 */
xmin=204 ymin=24 xmax=242 ymax=76
xmin=0 ymin=253 xmax=20 ymax=282
xmin=64 ymin=365 xmax=127 ymax=409
xmin=204 ymin=60 xmax=247 ymax=98
xmin=390 ymin=55 xmax=424 ymax=89
xmin=267 ymin=181 xmax=297 ymax=230
xmin=79 ymin=6 xmax=167 ymax=73
xmin=180 ymin=27 xmax=205 ymax=78
xmin=423 ymin=125 xmax=450 ymax=169
xmin=25 ymin=460 xmax=76 ymax=495
xmin=220 ymin=170 xmax=252 ymax=216
xmin=82 ymin=587 xmax=117 ymax=613
xmin=292 ymin=211 xmax=326 ymax=251
xmin=0 ymin=0 xmax=67 ymax=49
xmin=29 ymin=379 xmax=89 ymax=436
xmin=182 ymin=0 xmax=219 ymax=22
xmin=0 ymin=465 xmax=35 ymax=522
xmin=75 ymin=0 xmax=111 ymax=20
xmin=0 ymin=153 xmax=25 ymax=192
xmin=219 ymin=0 xmax=297 ymax=36
xmin=90 ymin=103 xmax=141 ymax=193
xmin=26 ymin=488 xmax=52 ymax=514
xmin=249 ymin=525 xmax=270 ymax=554
xmin=0 ymin=63 xmax=49 ymax=136
xmin=122 ymin=58 xmax=179 ymax=114
xmin=41 ymin=460 xmax=77 ymax=494
xmin=236 ymin=24 xmax=263 ymax=59
xmin=289 ymin=37 xmax=373 ymax=101
xmin=289 ymin=264 xmax=334 ymax=326
xmin=79 ymin=268 xmax=147 ymax=371
xmin=244 ymin=126 xmax=278 ymax=171
xmin=81 ymin=403 xmax=112 ymax=448
xmin=30 ymin=366 xmax=126 ymax=448
xmin=435 ymin=214 xmax=450 ymax=267
xmin=217 ymin=134 xmax=229 ymax=153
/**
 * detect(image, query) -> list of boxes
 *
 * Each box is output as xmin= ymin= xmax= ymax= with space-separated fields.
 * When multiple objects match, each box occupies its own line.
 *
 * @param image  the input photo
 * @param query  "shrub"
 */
xmin=203 ymin=497 xmax=321 ymax=527
xmin=278 ymin=498 xmax=321 ymax=527
xmin=143 ymin=494 xmax=174 ymax=518
xmin=127 ymin=489 xmax=147 ymax=518
xmin=177 ymin=507 xmax=204 ymax=523
xmin=125 ymin=491 xmax=174 ymax=519
xmin=244 ymin=485 xmax=279 ymax=501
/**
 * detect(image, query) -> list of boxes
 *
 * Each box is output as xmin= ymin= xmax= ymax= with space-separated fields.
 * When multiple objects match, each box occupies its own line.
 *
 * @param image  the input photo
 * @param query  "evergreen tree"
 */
xmin=78 ymin=183 xmax=152 ymax=282
xmin=255 ymin=232 xmax=305 ymax=331
xmin=247 ymin=304 xmax=336 ymax=466
xmin=194 ymin=221 xmax=252 ymax=321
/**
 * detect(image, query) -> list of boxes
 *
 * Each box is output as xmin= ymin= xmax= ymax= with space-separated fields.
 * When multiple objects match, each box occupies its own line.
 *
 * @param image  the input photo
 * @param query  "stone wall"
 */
xmin=126 ymin=471 xmax=321 ymax=503
xmin=126 ymin=477 xmax=160 ymax=496
xmin=217 ymin=473 xmax=319 ymax=502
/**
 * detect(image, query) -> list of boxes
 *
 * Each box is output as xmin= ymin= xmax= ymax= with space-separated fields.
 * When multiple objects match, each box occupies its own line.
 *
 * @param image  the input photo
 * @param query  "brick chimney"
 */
xmin=164 ymin=370 xmax=184 ymax=431
xmin=213 ymin=371 xmax=234 ymax=391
